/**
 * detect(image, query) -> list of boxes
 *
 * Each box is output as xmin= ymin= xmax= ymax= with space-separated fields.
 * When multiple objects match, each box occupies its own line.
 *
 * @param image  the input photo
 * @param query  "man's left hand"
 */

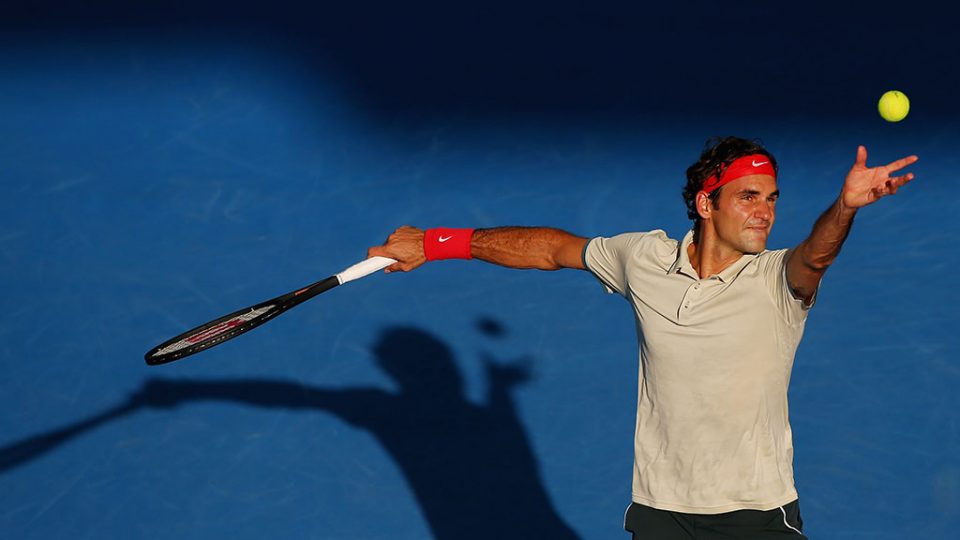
xmin=841 ymin=145 xmax=918 ymax=209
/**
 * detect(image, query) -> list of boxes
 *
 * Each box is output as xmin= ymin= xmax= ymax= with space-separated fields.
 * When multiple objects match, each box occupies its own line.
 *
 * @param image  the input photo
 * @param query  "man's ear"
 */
xmin=696 ymin=191 xmax=713 ymax=220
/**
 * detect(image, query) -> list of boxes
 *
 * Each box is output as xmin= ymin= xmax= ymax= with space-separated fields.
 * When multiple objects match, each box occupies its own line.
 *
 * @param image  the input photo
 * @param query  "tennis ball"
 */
xmin=878 ymin=90 xmax=910 ymax=122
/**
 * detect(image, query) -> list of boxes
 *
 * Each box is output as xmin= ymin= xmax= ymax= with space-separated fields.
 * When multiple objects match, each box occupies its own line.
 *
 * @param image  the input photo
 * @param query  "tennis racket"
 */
xmin=144 ymin=256 xmax=397 ymax=365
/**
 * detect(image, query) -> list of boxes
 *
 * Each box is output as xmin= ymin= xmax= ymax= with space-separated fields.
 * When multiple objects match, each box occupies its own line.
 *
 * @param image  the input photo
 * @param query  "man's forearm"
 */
xmin=368 ymin=225 xmax=587 ymax=273
xmin=798 ymin=197 xmax=858 ymax=270
xmin=472 ymin=227 xmax=586 ymax=270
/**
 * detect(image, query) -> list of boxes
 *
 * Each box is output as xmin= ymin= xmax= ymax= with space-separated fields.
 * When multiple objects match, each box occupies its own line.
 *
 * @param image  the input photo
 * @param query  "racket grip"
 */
xmin=337 ymin=256 xmax=397 ymax=285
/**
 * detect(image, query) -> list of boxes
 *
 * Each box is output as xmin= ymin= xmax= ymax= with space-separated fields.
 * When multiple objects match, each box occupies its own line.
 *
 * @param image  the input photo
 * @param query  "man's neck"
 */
xmin=688 ymin=231 xmax=746 ymax=279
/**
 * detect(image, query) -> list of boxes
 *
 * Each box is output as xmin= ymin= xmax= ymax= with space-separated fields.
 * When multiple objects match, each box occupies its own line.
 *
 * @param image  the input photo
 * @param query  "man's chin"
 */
xmin=743 ymin=230 xmax=769 ymax=253
xmin=741 ymin=239 xmax=768 ymax=254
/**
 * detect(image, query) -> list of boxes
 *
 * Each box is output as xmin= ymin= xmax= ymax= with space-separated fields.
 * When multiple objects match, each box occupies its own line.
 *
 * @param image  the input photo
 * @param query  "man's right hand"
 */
xmin=368 ymin=225 xmax=427 ymax=273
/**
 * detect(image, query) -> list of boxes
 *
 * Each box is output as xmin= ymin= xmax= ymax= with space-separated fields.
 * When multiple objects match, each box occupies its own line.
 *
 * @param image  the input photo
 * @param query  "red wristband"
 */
xmin=423 ymin=228 xmax=474 ymax=261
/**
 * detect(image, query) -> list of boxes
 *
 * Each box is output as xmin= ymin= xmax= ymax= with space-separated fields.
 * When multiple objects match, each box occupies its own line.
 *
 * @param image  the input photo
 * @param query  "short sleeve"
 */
xmin=583 ymin=233 xmax=648 ymax=296
xmin=757 ymin=248 xmax=818 ymax=325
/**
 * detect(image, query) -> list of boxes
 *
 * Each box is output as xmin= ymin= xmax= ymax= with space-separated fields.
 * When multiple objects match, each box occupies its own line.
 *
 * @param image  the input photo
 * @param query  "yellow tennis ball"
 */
xmin=878 ymin=90 xmax=910 ymax=122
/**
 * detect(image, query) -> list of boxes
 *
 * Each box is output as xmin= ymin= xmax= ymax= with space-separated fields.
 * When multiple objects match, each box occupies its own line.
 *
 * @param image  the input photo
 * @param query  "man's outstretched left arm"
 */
xmin=787 ymin=146 xmax=918 ymax=303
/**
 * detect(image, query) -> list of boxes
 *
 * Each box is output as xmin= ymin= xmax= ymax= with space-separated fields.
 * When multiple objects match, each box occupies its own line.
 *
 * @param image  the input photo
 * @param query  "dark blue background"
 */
xmin=2 ymin=1 xmax=957 ymax=538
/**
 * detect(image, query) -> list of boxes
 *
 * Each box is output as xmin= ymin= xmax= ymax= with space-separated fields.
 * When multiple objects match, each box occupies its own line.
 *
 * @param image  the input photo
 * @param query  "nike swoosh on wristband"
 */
xmin=438 ymin=236 xmax=453 ymax=242
xmin=752 ymin=160 xmax=768 ymax=167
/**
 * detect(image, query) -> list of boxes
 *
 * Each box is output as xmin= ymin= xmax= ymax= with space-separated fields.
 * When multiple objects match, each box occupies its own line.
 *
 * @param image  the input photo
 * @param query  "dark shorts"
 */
xmin=624 ymin=499 xmax=807 ymax=539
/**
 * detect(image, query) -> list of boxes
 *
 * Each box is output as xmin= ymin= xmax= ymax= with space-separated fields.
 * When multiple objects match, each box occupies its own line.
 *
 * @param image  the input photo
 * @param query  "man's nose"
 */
xmin=754 ymin=202 xmax=773 ymax=220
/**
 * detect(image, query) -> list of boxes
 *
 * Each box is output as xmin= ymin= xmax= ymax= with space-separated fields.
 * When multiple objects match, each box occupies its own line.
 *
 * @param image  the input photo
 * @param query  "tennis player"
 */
xmin=368 ymin=136 xmax=917 ymax=539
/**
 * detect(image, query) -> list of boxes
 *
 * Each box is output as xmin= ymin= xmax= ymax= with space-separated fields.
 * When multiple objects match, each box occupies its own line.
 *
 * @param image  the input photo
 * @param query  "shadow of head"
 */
xmin=373 ymin=326 xmax=464 ymax=398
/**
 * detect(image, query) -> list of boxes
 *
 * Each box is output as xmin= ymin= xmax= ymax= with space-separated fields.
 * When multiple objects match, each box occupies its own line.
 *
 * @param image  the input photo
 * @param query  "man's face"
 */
xmin=707 ymin=174 xmax=779 ymax=254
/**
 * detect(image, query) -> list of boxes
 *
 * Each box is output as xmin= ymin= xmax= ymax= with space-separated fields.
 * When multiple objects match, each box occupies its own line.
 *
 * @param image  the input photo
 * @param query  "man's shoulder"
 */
xmin=598 ymin=229 xmax=676 ymax=247
xmin=753 ymin=247 xmax=792 ymax=265
xmin=587 ymin=229 xmax=680 ymax=265
xmin=628 ymin=229 xmax=679 ymax=256
xmin=744 ymin=247 xmax=794 ymax=280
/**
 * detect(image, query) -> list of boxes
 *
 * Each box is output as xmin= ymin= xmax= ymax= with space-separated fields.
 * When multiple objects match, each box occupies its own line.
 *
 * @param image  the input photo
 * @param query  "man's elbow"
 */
xmin=549 ymin=236 xmax=588 ymax=271
xmin=802 ymin=256 xmax=834 ymax=272
xmin=798 ymin=242 xmax=837 ymax=272
xmin=539 ymin=255 xmax=566 ymax=271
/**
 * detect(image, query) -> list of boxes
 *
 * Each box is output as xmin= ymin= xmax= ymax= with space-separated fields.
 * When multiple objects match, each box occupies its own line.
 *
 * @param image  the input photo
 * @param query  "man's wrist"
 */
xmin=423 ymin=228 xmax=474 ymax=261
xmin=836 ymin=194 xmax=858 ymax=220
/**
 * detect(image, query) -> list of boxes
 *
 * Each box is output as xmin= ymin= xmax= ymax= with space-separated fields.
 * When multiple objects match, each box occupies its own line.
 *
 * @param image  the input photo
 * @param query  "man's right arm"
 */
xmin=367 ymin=226 xmax=588 ymax=273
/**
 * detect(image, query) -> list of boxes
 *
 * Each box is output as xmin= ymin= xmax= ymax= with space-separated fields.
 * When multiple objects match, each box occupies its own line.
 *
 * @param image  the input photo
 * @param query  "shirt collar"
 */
xmin=668 ymin=229 xmax=759 ymax=282
xmin=667 ymin=230 xmax=697 ymax=278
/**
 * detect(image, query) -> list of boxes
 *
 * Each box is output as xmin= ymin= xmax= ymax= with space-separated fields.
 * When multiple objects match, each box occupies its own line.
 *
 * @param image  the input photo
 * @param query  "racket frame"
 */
xmin=144 ymin=256 xmax=395 ymax=365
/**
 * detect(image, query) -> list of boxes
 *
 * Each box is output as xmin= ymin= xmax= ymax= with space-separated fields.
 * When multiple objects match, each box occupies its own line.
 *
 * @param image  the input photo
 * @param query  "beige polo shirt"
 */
xmin=584 ymin=229 xmax=814 ymax=514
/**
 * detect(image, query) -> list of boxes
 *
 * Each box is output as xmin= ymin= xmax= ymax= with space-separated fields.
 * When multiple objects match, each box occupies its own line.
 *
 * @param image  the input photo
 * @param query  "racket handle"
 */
xmin=336 ymin=256 xmax=397 ymax=285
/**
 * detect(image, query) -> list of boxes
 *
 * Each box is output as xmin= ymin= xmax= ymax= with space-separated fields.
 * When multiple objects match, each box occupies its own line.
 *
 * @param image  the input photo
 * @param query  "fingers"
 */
xmin=875 ymin=172 xmax=914 ymax=197
xmin=884 ymin=155 xmax=919 ymax=174
xmin=368 ymin=225 xmax=426 ymax=274
xmin=384 ymin=261 xmax=422 ymax=273
xmin=367 ymin=249 xmax=408 ymax=273
xmin=888 ymin=172 xmax=915 ymax=193
xmin=367 ymin=244 xmax=389 ymax=258
xmin=367 ymin=246 xmax=404 ymax=273
xmin=856 ymin=145 xmax=868 ymax=167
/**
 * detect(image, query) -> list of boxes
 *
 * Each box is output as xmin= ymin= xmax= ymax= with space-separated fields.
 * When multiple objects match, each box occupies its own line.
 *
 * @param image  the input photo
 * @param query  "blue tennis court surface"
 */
xmin=2 ymin=2 xmax=958 ymax=538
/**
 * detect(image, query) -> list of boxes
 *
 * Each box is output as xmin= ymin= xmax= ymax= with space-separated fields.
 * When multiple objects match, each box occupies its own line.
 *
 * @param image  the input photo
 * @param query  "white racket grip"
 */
xmin=336 ymin=256 xmax=397 ymax=285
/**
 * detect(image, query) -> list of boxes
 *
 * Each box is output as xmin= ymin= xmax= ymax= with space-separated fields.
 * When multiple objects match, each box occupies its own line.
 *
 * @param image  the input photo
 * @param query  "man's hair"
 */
xmin=682 ymin=136 xmax=778 ymax=241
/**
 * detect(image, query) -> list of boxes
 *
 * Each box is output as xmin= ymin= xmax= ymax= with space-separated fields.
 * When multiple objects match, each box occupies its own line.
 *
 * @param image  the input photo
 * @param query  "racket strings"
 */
xmin=150 ymin=304 xmax=277 ymax=358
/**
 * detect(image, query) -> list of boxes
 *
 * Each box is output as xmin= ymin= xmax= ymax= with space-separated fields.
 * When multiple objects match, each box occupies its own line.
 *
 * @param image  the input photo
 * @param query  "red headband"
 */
xmin=701 ymin=154 xmax=776 ymax=193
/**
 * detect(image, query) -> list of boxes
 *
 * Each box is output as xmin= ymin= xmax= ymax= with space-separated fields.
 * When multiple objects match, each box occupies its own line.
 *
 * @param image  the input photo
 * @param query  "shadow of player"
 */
xmin=0 ymin=325 xmax=580 ymax=540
